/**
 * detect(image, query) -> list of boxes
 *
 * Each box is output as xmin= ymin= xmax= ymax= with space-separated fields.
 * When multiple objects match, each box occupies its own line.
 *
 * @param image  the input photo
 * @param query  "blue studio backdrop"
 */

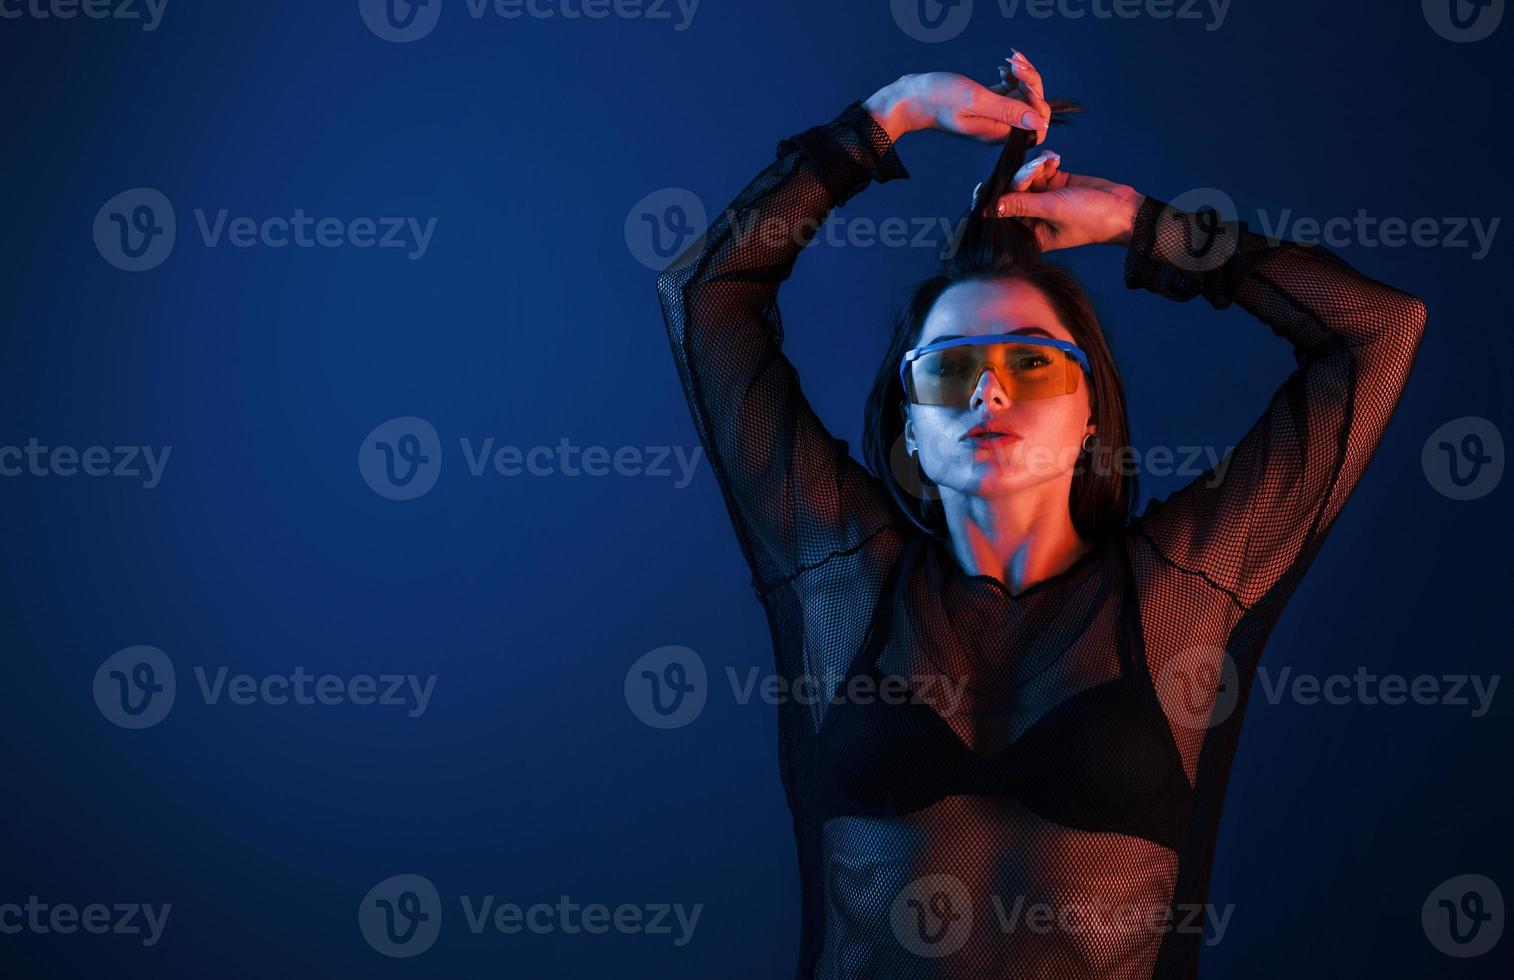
xmin=2 ymin=1 xmax=1510 ymax=977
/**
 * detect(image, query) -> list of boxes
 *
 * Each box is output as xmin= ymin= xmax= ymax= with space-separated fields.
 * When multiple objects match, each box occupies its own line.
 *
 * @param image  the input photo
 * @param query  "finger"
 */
xmin=969 ymin=89 xmax=1046 ymax=140
xmin=993 ymin=191 xmax=1059 ymax=221
xmin=1034 ymin=151 xmax=1062 ymax=190
xmin=1007 ymin=52 xmax=1048 ymax=143
xmin=996 ymin=65 xmax=1049 ymax=124
xmin=1010 ymin=155 xmax=1052 ymax=193
xmin=1011 ymin=150 xmax=1061 ymax=193
xmin=1005 ymin=54 xmax=1044 ymax=104
xmin=989 ymin=66 xmax=1014 ymax=96
xmin=991 ymin=66 xmax=1012 ymax=96
xmin=995 ymin=74 xmax=1045 ymax=129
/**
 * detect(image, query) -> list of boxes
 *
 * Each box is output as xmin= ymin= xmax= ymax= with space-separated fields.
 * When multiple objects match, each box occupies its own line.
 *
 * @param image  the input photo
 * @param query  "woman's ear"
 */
xmin=899 ymin=402 xmax=915 ymax=452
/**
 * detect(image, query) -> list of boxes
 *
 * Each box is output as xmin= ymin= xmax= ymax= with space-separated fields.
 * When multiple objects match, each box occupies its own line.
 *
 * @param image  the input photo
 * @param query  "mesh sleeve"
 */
xmin=1124 ymin=193 xmax=1428 ymax=611
xmin=655 ymin=99 xmax=910 ymax=593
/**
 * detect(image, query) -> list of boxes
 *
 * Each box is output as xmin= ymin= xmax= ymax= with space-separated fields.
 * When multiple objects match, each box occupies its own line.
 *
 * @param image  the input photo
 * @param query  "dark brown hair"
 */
xmin=861 ymin=99 xmax=1137 ymax=544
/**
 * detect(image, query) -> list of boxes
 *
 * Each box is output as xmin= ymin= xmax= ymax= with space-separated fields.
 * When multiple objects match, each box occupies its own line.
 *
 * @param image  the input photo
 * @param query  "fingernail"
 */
xmin=996 ymin=199 xmax=1007 ymax=216
xmin=1022 ymin=111 xmax=1044 ymax=129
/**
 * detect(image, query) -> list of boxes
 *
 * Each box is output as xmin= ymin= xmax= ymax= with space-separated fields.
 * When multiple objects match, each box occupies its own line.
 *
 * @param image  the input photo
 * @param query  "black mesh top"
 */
xmin=655 ymin=98 xmax=1426 ymax=979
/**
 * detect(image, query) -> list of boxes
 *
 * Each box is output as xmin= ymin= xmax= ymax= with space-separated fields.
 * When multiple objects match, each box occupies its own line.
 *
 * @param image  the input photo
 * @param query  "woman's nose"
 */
xmin=970 ymin=366 xmax=1012 ymax=410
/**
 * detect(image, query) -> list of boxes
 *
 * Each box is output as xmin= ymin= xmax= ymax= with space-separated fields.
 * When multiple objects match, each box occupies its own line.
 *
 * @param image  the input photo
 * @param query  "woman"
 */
xmin=655 ymin=52 xmax=1425 ymax=979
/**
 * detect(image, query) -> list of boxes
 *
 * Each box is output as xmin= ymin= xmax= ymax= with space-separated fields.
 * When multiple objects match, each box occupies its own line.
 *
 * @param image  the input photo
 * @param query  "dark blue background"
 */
xmin=2 ymin=0 xmax=1510 ymax=976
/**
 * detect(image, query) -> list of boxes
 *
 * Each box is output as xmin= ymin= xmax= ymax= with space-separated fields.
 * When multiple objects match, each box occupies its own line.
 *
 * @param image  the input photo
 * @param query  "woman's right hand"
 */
xmin=863 ymin=52 xmax=1050 ymax=146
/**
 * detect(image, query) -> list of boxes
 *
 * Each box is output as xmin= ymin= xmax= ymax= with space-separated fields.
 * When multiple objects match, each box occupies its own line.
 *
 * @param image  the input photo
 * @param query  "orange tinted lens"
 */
xmin=910 ymin=342 xmax=1079 ymax=406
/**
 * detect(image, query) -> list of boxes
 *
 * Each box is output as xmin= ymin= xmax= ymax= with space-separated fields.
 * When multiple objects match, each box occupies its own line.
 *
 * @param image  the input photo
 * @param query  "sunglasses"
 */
xmin=900 ymin=333 xmax=1092 ymax=408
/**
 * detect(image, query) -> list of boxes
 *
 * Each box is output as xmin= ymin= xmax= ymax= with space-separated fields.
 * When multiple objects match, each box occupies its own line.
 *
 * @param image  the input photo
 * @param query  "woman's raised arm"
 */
xmin=655 ymin=72 xmax=1049 ymax=594
xmin=1121 ymin=195 xmax=1428 ymax=612
xmin=654 ymin=100 xmax=908 ymax=594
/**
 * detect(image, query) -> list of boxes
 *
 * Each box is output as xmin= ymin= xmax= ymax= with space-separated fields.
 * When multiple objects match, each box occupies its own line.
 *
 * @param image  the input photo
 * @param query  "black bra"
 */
xmin=815 ymin=540 xmax=1193 ymax=852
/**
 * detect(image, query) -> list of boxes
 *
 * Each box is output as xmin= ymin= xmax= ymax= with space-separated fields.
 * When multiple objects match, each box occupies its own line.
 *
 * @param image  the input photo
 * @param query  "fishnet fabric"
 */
xmin=655 ymin=99 xmax=1426 ymax=979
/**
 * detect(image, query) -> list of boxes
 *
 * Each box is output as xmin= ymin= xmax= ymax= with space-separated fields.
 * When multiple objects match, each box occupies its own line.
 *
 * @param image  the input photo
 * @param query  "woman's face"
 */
xmin=903 ymin=278 xmax=1095 ymax=501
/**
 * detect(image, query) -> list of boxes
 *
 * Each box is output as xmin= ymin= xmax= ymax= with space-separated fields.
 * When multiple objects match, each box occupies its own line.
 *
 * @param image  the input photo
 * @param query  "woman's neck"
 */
xmin=939 ymin=478 xmax=1092 ymax=597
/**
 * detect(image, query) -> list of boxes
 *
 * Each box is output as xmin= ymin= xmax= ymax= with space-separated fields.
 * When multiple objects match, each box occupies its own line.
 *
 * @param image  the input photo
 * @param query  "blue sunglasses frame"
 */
xmin=899 ymin=332 xmax=1093 ymax=399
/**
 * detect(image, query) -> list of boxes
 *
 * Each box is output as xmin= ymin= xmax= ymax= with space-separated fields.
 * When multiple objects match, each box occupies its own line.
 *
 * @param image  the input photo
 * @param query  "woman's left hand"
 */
xmin=982 ymin=152 xmax=1148 ymax=252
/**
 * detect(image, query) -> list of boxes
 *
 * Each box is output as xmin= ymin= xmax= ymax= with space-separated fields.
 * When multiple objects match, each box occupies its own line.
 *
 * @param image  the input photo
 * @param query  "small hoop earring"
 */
xmin=1081 ymin=433 xmax=1098 ymax=453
